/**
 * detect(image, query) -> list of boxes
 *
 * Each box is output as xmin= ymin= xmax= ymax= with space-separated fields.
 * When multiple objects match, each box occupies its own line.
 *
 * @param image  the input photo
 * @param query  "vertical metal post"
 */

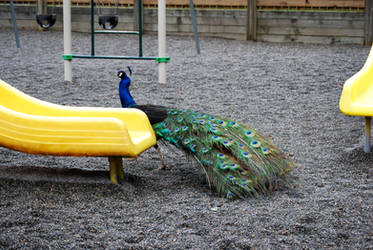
xmin=364 ymin=116 xmax=371 ymax=153
xmin=9 ymin=0 xmax=21 ymax=49
xmin=158 ymin=0 xmax=166 ymax=84
xmin=189 ymin=0 xmax=200 ymax=54
xmin=90 ymin=0 xmax=95 ymax=56
xmin=138 ymin=0 xmax=143 ymax=57
xmin=63 ymin=0 xmax=72 ymax=82
xmin=246 ymin=0 xmax=257 ymax=41
xmin=365 ymin=0 xmax=373 ymax=45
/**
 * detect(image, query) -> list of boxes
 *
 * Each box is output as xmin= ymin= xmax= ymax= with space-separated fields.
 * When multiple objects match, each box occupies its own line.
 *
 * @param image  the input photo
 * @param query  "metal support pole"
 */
xmin=63 ymin=0 xmax=72 ymax=82
xmin=138 ymin=0 xmax=143 ymax=57
xmin=246 ymin=0 xmax=257 ymax=41
xmin=189 ymin=0 xmax=200 ymax=55
xmin=365 ymin=0 xmax=373 ymax=45
xmin=9 ymin=0 xmax=21 ymax=49
xmin=364 ymin=116 xmax=371 ymax=153
xmin=90 ymin=0 xmax=95 ymax=56
xmin=158 ymin=0 xmax=166 ymax=84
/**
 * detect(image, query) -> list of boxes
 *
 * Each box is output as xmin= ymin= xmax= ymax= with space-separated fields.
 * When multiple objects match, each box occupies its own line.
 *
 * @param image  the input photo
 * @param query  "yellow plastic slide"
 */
xmin=0 ymin=79 xmax=156 ymax=182
xmin=340 ymin=45 xmax=373 ymax=152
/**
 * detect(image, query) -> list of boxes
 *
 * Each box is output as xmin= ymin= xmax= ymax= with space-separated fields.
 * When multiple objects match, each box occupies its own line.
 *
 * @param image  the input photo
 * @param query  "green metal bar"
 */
xmin=90 ymin=0 xmax=95 ymax=56
xmin=70 ymin=54 xmax=159 ymax=60
xmin=94 ymin=30 xmax=140 ymax=35
xmin=138 ymin=0 xmax=143 ymax=57
xmin=156 ymin=56 xmax=170 ymax=63
xmin=62 ymin=54 xmax=73 ymax=60
xmin=63 ymin=54 xmax=171 ymax=62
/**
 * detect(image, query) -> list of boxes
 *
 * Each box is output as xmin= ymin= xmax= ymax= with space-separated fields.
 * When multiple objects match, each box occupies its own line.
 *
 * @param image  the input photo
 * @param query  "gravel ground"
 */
xmin=0 ymin=28 xmax=372 ymax=249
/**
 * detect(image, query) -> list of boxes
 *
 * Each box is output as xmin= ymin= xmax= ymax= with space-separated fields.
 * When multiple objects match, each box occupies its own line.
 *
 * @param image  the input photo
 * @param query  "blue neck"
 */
xmin=119 ymin=76 xmax=137 ymax=108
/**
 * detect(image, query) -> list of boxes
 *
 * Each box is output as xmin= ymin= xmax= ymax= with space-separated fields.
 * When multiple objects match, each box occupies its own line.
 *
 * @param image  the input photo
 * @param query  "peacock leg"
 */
xmin=154 ymin=144 xmax=166 ymax=170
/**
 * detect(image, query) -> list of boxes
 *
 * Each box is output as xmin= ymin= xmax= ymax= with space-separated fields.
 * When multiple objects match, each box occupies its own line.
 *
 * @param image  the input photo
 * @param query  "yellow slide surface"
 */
xmin=0 ymin=79 xmax=156 ymax=158
xmin=340 ymin=46 xmax=373 ymax=116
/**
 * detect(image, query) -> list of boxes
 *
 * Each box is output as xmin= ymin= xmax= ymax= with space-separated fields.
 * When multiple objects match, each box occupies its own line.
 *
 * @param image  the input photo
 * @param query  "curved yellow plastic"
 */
xmin=340 ymin=45 xmax=373 ymax=116
xmin=0 ymin=79 xmax=156 ymax=157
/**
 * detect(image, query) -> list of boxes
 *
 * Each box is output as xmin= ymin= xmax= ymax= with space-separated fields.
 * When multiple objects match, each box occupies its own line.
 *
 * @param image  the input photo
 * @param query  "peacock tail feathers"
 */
xmin=149 ymin=106 xmax=294 ymax=199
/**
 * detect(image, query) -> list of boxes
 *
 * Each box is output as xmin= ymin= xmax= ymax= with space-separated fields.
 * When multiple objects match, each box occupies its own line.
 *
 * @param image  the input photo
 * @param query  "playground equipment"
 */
xmin=36 ymin=0 xmax=57 ymax=29
xmin=62 ymin=0 xmax=200 ymax=83
xmin=63 ymin=0 xmax=169 ymax=84
xmin=340 ymin=45 xmax=373 ymax=153
xmin=36 ymin=14 xmax=56 ymax=29
xmin=0 ymin=79 xmax=156 ymax=183
xmin=97 ymin=0 xmax=119 ymax=30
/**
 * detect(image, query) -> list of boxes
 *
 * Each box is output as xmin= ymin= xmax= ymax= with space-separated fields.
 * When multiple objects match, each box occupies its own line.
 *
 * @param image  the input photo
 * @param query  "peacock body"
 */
xmin=117 ymin=70 xmax=293 ymax=199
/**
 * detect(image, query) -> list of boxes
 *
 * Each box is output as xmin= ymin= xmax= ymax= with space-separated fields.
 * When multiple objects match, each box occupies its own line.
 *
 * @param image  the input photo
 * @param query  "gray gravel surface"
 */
xmin=0 ymin=28 xmax=372 ymax=249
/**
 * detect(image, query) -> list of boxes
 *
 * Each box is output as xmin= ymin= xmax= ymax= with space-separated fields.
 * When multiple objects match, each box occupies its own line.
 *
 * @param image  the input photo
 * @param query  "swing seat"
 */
xmin=98 ymin=15 xmax=118 ymax=30
xmin=36 ymin=14 xmax=56 ymax=29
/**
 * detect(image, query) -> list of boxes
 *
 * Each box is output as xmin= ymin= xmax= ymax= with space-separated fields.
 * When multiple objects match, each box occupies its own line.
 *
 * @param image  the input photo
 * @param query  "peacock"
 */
xmin=117 ymin=69 xmax=294 ymax=199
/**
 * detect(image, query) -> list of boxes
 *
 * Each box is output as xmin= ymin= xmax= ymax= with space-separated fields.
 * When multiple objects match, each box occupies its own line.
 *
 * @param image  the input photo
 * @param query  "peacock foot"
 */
xmin=157 ymin=164 xmax=167 ymax=170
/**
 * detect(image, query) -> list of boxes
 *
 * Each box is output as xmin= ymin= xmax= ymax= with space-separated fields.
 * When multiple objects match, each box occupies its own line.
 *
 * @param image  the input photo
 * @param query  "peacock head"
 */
xmin=118 ymin=67 xmax=132 ymax=80
xmin=117 ymin=70 xmax=127 ymax=80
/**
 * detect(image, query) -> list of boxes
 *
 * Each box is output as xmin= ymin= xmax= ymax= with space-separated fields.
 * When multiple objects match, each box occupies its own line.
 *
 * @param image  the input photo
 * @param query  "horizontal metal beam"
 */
xmin=67 ymin=54 xmax=158 ymax=60
xmin=94 ymin=30 xmax=140 ymax=35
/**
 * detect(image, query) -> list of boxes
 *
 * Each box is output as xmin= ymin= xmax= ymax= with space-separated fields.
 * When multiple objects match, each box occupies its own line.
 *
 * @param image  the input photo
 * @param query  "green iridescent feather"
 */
xmin=149 ymin=107 xmax=294 ymax=199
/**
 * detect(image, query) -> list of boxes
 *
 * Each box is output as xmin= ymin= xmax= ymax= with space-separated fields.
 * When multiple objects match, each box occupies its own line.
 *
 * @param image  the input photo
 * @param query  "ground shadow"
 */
xmin=0 ymin=165 xmax=141 ymax=185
